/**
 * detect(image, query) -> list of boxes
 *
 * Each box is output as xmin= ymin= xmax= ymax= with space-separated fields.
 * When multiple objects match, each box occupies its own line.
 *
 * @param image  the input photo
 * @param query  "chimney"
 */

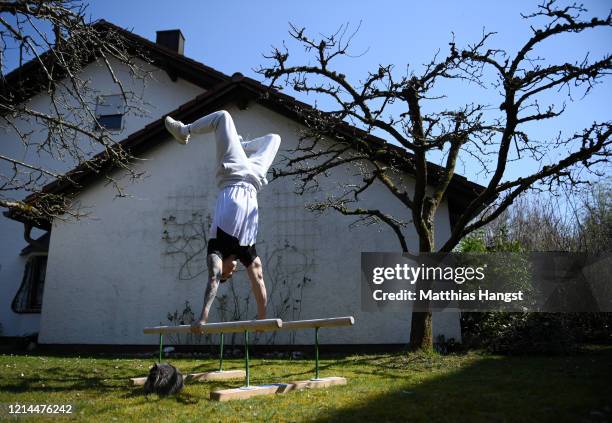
xmin=155 ymin=29 xmax=185 ymax=55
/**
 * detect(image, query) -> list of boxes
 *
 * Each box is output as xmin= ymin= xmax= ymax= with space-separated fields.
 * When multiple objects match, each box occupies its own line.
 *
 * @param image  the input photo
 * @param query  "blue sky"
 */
xmin=4 ymin=0 xmax=611 ymax=187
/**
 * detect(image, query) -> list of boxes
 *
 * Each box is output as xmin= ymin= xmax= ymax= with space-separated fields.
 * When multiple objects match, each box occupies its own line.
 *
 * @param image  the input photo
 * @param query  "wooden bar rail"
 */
xmin=143 ymin=318 xmax=282 ymax=335
xmin=280 ymin=316 xmax=355 ymax=330
xmin=143 ymin=316 xmax=355 ymax=335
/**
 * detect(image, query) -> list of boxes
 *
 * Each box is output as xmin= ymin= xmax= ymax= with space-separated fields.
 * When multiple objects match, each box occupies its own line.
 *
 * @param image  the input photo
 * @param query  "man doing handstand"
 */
xmin=164 ymin=110 xmax=281 ymax=326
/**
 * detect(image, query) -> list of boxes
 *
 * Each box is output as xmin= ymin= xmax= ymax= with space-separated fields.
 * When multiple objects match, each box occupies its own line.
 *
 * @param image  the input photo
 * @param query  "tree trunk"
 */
xmin=409 ymin=231 xmax=434 ymax=351
xmin=409 ymin=311 xmax=433 ymax=351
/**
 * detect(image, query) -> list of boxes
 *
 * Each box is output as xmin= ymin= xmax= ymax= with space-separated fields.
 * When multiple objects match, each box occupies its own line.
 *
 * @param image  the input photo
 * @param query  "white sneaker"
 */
xmin=164 ymin=116 xmax=190 ymax=144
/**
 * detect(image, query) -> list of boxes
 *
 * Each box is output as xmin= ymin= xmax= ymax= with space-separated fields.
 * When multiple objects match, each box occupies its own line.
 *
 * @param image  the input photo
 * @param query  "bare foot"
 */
xmin=190 ymin=320 xmax=206 ymax=333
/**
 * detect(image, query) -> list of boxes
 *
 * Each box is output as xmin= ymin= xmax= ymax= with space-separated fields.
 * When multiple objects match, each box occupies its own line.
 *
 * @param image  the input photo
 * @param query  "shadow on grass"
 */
xmin=120 ymin=389 xmax=202 ymax=405
xmin=1 ymin=365 xmax=145 ymax=394
xmin=1 ymin=376 xmax=117 ymax=394
xmin=309 ymin=348 xmax=612 ymax=423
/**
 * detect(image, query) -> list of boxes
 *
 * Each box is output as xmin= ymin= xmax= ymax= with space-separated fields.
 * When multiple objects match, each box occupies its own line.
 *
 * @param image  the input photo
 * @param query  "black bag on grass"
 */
xmin=143 ymin=363 xmax=184 ymax=396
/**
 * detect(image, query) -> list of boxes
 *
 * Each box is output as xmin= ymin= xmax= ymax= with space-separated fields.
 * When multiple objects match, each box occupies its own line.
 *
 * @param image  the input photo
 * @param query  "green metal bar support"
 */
xmin=159 ymin=334 xmax=164 ymax=363
xmin=219 ymin=333 xmax=224 ymax=372
xmin=244 ymin=330 xmax=250 ymax=387
xmin=314 ymin=327 xmax=320 ymax=380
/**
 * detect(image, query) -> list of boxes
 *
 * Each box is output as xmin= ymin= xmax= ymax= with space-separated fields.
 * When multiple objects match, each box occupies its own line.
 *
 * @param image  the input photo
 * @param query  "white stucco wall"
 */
xmin=0 ymin=57 xmax=205 ymax=336
xmin=39 ymin=104 xmax=461 ymax=345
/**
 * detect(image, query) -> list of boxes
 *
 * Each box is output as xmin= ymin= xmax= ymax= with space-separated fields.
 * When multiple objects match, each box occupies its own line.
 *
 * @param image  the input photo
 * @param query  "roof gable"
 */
xmin=1 ymin=20 xmax=228 ymax=107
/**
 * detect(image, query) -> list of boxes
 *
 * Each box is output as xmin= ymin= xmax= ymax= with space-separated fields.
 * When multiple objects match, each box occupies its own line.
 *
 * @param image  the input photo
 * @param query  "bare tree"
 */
xmin=483 ymin=193 xmax=578 ymax=252
xmin=481 ymin=185 xmax=611 ymax=253
xmin=0 ymin=1 xmax=150 ymax=222
xmin=258 ymin=1 xmax=611 ymax=349
xmin=574 ymin=182 xmax=611 ymax=254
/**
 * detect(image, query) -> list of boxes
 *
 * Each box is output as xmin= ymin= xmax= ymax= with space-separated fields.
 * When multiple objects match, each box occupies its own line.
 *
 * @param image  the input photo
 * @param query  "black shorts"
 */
xmin=207 ymin=227 xmax=258 ymax=268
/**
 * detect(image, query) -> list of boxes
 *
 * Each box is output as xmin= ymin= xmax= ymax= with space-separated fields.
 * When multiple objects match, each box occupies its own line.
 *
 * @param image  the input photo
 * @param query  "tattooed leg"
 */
xmin=193 ymin=253 xmax=223 ymax=326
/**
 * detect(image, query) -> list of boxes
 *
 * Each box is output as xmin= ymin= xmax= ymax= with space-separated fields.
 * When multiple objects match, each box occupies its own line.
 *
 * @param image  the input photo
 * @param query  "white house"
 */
xmin=0 ymin=21 xmax=483 ymax=346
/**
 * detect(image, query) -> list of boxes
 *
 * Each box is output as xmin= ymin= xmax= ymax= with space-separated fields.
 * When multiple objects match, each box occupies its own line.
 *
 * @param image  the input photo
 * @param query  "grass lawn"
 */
xmin=0 ymin=346 xmax=611 ymax=422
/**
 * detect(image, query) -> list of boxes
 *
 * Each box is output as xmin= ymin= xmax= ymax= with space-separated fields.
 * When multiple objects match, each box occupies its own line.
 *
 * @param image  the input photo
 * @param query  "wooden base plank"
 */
xmin=210 ymin=384 xmax=287 ymax=401
xmin=186 ymin=369 xmax=245 ymax=382
xmin=209 ymin=377 xmax=347 ymax=401
xmin=130 ymin=376 xmax=147 ymax=386
xmin=130 ymin=369 xmax=246 ymax=386
xmin=276 ymin=376 xmax=347 ymax=393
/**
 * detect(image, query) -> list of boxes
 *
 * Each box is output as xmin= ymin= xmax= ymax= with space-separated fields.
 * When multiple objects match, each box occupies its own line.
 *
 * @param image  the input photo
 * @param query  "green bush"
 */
xmin=458 ymin=231 xmax=612 ymax=354
xmin=462 ymin=313 xmax=573 ymax=354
